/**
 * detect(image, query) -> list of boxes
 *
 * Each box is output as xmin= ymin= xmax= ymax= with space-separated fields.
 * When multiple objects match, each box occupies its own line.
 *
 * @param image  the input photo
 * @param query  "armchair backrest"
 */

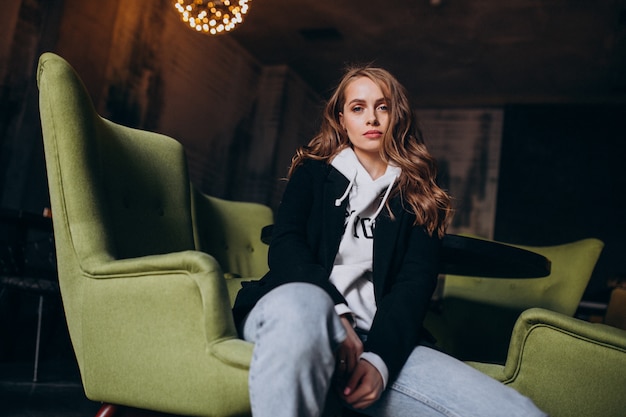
xmin=38 ymin=52 xmax=198 ymax=365
xmin=38 ymin=53 xmax=196 ymax=265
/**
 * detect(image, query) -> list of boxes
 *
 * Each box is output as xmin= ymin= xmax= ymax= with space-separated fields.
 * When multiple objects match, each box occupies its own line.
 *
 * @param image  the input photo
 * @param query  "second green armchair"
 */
xmin=469 ymin=308 xmax=626 ymax=417
xmin=426 ymin=237 xmax=604 ymax=363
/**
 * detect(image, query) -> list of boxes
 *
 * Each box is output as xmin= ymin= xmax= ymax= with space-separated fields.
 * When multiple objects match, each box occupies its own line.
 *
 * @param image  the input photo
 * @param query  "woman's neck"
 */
xmin=353 ymin=149 xmax=387 ymax=180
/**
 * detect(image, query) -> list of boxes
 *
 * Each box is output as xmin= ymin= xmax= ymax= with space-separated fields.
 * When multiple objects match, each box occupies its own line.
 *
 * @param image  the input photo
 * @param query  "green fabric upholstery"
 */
xmin=425 ymin=238 xmax=604 ymax=363
xmin=468 ymin=308 xmax=626 ymax=417
xmin=192 ymin=189 xmax=272 ymax=305
xmin=37 ymin=52 xmax=270 ymax=416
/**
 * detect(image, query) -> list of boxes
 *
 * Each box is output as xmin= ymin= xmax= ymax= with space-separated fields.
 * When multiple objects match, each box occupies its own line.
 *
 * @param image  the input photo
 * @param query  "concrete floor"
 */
xmin=0 ymin=361 xmax=100 ymax=417
xmin=0 ymin=288 xmax=100 ymax=417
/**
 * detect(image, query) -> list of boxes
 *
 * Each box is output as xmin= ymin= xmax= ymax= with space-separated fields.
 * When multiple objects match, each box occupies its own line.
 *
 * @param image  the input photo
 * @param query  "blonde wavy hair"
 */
xmin=289 ymin=66 xmax=453 ymax=237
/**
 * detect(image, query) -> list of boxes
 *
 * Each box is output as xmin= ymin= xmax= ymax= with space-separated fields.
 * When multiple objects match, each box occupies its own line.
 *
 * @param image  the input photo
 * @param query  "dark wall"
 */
xmin=0 ymin=0 xmax=321 ymax=214
xmin=495 ymin=104 xmax=626 ymax=298
xmin=2 ymin=1 xmax=625 ymax=301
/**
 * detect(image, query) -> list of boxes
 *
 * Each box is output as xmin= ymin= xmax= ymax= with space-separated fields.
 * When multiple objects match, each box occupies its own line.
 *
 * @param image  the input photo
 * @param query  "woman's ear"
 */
xmin=339 ymin=112 xmax=345 ymax=129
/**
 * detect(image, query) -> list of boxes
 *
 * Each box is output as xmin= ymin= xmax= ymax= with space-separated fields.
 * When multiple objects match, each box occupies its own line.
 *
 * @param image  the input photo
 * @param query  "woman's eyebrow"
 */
xmin=346 ymin=97 xmax=386 ymax=105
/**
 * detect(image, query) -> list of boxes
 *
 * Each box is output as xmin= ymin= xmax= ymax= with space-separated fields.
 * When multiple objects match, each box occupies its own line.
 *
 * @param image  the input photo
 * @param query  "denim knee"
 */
xmin=242 ymin=282 xmax=346 ymax=352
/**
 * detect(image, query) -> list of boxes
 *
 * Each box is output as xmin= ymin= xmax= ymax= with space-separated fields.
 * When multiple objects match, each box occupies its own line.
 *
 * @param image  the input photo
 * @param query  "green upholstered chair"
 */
xmin=468 ymin=308 xmax=626 ymax=417
xmin=425 ymin=237 xmax=604 ymax=363
xmin=38 ymin=52 xmax=271 ymax=416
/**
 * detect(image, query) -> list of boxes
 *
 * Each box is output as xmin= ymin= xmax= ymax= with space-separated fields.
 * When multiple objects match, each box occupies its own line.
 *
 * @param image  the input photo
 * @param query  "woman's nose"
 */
xmin=367 ymin=112 xmax=379 ymax=126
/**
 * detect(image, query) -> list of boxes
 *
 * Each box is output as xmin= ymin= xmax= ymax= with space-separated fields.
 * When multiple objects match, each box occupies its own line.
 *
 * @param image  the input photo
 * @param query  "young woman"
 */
xmin=232 ymin=67 xmax=546 ymax=417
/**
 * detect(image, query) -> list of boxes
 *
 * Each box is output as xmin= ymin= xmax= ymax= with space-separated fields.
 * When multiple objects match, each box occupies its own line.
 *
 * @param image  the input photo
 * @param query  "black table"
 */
xmin=439 ymin=234 xmax=550 ymax=278
xmin=261 ymin=226 xmax=551 ymax=279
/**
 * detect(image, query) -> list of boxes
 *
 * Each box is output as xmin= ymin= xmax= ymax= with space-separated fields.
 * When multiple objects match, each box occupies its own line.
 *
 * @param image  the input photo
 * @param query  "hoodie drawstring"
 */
xmin=371 ymin=178 xmax=397 ymax=224
xmin=335 ymin=170 xmax=398 ymax=225
xmin=335 ymin=173 xmax=356 ymax=206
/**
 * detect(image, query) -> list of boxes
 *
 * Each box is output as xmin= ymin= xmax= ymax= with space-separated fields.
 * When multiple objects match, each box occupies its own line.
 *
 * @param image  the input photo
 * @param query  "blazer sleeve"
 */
xmin=365 ymin=221 xmax=442 ymax=382
xmin=266 ymin=161 xmax=346 ymax=304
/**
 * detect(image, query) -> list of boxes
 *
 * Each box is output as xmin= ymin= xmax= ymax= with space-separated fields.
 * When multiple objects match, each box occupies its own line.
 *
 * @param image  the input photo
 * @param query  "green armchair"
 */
xmin=468 ymin=308 xmax=626 ymax=417
xmin=426 ymin=237 xmax=604 ymax=363
xmin=39 ymin=51 xmax=620 ymax=417
xmin=38 ymin=52 xmax=270 ymax=416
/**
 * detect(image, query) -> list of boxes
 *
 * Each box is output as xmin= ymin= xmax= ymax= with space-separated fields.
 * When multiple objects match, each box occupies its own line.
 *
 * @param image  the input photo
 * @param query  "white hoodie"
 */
xmin=329 ymin=147 xmax=401 ymax=330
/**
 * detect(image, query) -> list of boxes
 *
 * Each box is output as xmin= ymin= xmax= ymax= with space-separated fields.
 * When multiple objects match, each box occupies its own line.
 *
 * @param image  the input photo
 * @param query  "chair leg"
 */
xmin=33 ymin=295 xmax=43 ymax=382
xmin=94 ymin=404 xmax=182 ymax=417
xmin=95 ymin=403 xmax=120 ymax=417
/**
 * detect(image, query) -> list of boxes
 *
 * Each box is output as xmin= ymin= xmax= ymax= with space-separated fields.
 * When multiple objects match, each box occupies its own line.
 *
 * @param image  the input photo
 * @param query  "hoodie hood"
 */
xmin=331 ymin=147 xmax=401 ymax=223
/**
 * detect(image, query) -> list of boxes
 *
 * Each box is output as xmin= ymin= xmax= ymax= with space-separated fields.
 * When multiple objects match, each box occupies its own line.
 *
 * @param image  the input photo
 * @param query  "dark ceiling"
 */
xmin=230 ymin=0 xmax=626 ymax=105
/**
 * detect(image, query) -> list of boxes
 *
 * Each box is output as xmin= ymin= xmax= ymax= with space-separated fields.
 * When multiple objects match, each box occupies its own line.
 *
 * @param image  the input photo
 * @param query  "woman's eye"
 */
xmin=378 ymin=104 xmax=388 ymax=111
xmin=351 ymin=106 xmax=363 ymax=112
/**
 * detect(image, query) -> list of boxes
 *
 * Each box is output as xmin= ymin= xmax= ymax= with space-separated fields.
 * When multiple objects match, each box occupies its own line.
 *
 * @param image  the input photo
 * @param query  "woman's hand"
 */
xmin=335 ymin=316 xmax=363 ymax=378
xmin=341 ymin=360 xmax=384 ymax=409
xmin=334 ymin=317 xmax=384 ymax=409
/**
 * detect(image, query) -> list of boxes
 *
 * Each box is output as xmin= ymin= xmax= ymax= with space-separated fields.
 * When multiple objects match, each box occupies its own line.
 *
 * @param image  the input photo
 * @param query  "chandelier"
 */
xmin=173 ymin=0 xmax=251 ymax=35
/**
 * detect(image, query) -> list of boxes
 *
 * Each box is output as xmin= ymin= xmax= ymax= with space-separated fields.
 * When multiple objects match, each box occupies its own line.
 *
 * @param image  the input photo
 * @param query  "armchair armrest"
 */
xmin=468 ymin=307 xmax=626 ymax=417
xmin=79 ymin=250 xmax=237 ymax=344
xmin=72 ymin=249 xmax=253 ymax=414
xmin=82 ymin=250 xmax=222 ymax=277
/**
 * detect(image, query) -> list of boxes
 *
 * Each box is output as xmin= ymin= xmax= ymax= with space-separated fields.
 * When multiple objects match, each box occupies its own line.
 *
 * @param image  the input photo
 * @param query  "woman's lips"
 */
xmin=364 ymin=130 xmax=383 ymax=138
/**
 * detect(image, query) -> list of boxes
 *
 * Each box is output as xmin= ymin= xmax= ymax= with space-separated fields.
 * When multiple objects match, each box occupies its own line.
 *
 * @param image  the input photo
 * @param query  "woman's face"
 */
xmin=339 ymin=76 xmax=389 ymax=160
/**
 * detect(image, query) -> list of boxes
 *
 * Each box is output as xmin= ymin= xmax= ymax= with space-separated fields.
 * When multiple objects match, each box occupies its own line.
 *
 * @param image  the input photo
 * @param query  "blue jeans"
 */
xmin=240 ymin=283 xmax=547 ymax=417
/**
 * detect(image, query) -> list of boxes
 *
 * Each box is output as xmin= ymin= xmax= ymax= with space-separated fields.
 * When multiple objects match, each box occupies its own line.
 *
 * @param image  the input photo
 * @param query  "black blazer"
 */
xmin=233 ymin=158 xmax=442 ymax=382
